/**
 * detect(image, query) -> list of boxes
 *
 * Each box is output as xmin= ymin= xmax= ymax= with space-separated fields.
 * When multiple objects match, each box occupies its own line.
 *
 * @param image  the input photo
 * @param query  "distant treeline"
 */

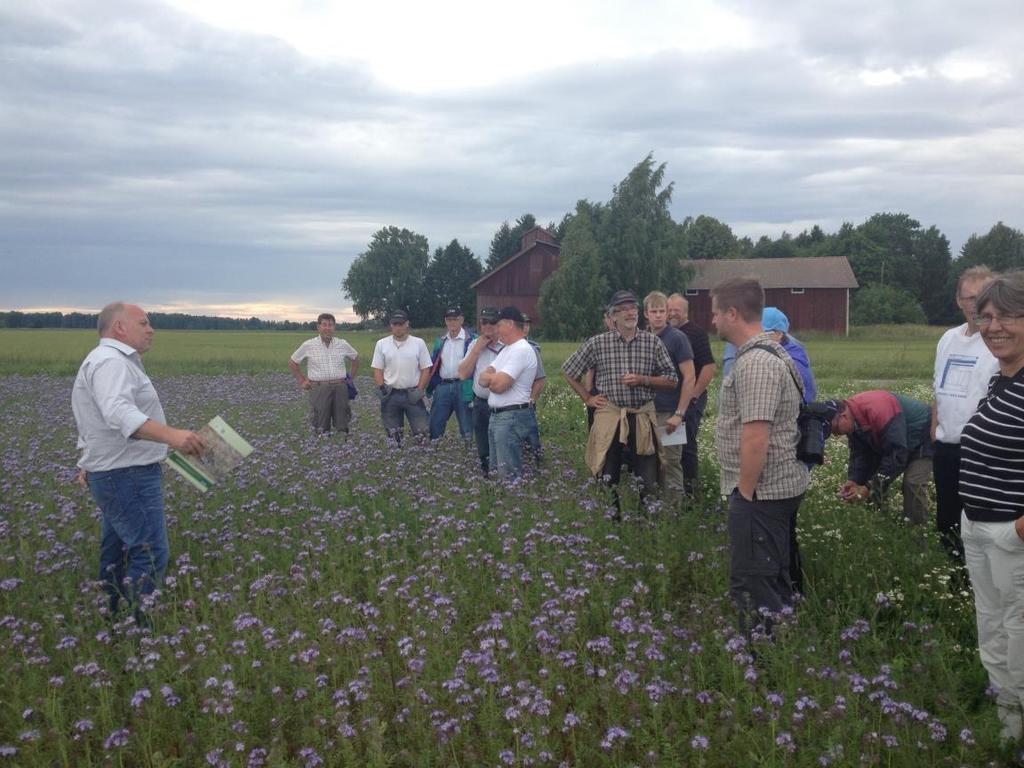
xmin=0 ymin=311 xmax=373 ymax=332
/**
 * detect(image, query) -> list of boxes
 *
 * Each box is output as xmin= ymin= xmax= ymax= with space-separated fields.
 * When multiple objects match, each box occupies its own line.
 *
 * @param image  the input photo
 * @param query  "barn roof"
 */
xmin=471 ymin=226 xmax=559 ymax=289
xmin=687 ymin=256 xmax=859 ymax=290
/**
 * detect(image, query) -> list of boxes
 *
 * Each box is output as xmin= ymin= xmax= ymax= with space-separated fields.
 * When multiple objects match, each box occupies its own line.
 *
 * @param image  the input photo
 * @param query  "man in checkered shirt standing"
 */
xmin=288 ymin=312 xmax=359 ymax=434
xmin=562 ymin=290 xmax=678 ymax=502
xmin=712 ymin=277 xmax=808 ymax=635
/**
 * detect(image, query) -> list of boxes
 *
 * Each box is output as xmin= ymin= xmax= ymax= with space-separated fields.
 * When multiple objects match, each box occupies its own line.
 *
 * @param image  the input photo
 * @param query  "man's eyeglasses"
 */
xmin=974 ymin=313 xmax=1024 ymax=327
xmin=480 ymin=319 xmax=496 ymax=326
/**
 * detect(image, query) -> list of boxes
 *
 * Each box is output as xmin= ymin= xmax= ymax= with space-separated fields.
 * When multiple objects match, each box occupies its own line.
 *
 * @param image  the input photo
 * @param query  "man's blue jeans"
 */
xmin=86 ymin=463 xmax=168 ymax=615
xmin=429 ymin=380 xmax=472 ymax=440
xmin=488 ymin=408 xmax=536 ymax=480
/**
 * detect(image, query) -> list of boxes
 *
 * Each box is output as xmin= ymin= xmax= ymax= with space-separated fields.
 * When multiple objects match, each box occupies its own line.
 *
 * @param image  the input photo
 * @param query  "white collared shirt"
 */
xmin=291 ymin=336 xmax=358 ymax=381
xmin=72 ymin=338 xmax=169 ymax=471
xmin=371 ymin=334 xmax=432 ymax=388
xmin=439 ymin=328 xmax=469 ymax=379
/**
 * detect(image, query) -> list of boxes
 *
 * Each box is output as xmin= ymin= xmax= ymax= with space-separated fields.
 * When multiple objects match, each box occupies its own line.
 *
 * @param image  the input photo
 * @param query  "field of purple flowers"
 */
xmin=0 ymin=372 xmax=1010 ymax=766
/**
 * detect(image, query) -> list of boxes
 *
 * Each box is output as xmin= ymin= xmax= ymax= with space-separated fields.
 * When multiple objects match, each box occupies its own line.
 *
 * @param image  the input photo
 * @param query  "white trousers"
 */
xmin=962 ymin=513 xmax=1024 ymax=743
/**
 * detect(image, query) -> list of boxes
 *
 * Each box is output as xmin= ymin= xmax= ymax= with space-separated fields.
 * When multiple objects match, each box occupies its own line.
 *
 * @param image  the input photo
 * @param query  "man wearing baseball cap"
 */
xmin=561 ymin=289 xmax=678 ymax=507
xmin=370 ymin=309 xmax=433 ymax=444
xmin=459 ymin=307 xmax=504 ymax=475
xmin=426 ymin=306 xmax=476 ymax=441
xmin=477 ymin=305 xmax=539 ymax=480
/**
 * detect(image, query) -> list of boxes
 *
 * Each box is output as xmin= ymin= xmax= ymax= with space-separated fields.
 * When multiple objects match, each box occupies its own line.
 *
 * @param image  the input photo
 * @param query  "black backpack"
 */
xmin=736 ymin=343 xmax=829 ymax=466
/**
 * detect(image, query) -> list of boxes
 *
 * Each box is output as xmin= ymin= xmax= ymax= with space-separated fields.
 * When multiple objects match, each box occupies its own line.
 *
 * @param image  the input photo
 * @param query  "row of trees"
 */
xmin=0 ymin=311 xmax=332 ymax=331
xmin=342 ymin=230 xmax=483 ymax=327
xmin=337 ymin=153 xmax=1023 ymax=332
xmin=686 ymin=215 xmax=1024 ymax=327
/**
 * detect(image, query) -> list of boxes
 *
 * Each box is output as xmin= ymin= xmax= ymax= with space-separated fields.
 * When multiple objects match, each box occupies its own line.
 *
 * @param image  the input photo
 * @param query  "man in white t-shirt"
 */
xmin=370 ymin=309 xmax=433 ymax=444
xmin=478 ymin=306 xmax=538 ymax=480
xmin=459 ymin=306 xmax=503 ymax=476
xmin=288 ymin=312 xmax=359 ymax=434
xmin=932 ymin=266 xmax=1000 ymax=563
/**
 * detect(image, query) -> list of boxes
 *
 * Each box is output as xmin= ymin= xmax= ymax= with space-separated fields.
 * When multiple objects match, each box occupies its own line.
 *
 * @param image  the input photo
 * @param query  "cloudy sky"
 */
xmin=2 ymin=0 xmax=1021 ymax=320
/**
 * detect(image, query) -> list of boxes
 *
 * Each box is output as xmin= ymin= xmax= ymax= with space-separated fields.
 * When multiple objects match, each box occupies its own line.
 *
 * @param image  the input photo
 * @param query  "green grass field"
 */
xmin=0 ymin=325 xmax=944 ymax=391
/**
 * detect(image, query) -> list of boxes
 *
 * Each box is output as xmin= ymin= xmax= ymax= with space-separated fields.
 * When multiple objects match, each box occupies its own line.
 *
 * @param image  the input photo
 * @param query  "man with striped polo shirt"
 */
xmin=289 ymin=312 xmax=360 ymax=434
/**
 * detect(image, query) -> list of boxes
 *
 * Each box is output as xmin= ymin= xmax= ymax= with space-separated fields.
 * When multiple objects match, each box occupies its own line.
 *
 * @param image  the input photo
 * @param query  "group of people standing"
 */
xmin=288 ymin=305 xmax=546 ymax=480
xmin=72 ymin=266 xmax=1024 ymax=744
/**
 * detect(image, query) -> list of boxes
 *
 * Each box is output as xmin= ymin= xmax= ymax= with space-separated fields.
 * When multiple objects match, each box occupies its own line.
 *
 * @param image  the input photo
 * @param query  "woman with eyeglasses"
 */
xmin=958 ymin=270 xmax=1024 ymax=746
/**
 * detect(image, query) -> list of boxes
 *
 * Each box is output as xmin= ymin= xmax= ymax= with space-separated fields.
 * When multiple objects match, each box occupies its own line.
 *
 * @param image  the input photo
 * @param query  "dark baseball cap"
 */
xmin=497 ymin=305 xmax=525 ymax=323
xmin=479 ymin=307 xmax=500 ymax=323
xmin=608 ymin=289 xmax=639 ymax=309
xmin=389 ymin=309 xmax=409 ymax=323
xmin=444 ymin=306 xmax=462 ymax=318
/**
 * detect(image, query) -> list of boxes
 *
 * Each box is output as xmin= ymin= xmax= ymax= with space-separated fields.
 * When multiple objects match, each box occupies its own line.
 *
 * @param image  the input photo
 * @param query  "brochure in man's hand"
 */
xmin=165 ymin=416 xmax=254 ymax=492
xmin=656 ymin=424 xmax=687 ymax=446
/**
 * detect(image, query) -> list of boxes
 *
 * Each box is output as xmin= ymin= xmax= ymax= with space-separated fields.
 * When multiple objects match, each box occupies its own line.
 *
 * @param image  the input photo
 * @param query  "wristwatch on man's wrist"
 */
xmin=673 ymin=410 xmax=684 ymax=418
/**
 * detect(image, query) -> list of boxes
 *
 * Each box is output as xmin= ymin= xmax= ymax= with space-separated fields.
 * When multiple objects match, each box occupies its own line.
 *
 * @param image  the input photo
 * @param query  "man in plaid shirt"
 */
xmin=712 ymin=277 xmax=808 ymax=635
xmin=562 ymin=290 xmax=677 ymax=502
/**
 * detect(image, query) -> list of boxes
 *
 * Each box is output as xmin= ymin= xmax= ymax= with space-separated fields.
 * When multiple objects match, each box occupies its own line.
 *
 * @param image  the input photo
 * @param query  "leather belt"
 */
xmin=311 ymin=379 xmax=344 ymax=385
xmin=490 ymin=402 xmax=531 ymax=414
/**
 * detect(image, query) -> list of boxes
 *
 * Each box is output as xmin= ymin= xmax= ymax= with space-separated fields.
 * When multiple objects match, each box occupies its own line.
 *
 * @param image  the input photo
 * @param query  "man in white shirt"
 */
xmin=478 ymin=306 xmax=538 ymax=480
xmin=370 ymin=309 xmax=433 ymax=444
xmin=72 ymin=302 xmax=204 ymax=620
xmin=427 ymin=306 xmax=476 ymax=441
xmin=288 ymin=312 xmax=359 ymax=434
xmin=459 ymin=306 xmax=503 ymax=476
xmin=932 ymin=266 xmax=1000 ymax=563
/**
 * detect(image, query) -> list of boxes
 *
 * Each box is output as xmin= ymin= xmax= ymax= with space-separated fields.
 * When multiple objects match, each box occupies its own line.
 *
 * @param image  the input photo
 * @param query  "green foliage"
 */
xmin=485 ymin=213 xmax=537 ymax=271
xmin=751 ymin=232 xmax=798 ymax=259
xmin=0 ymin=311 xmax=317 ymax=331
xmin=681 ymin=214 xmax=741 ymax=260
xmin=915 ymin=226 xmax=957 ymax=325
xmin=850 ymin=284 xmax=927 ymax=326
xmin=958 ymin=221 xmax=1024 ymax=273
xmin=423 ymin=239 xmax=482 ymax=321
xmin=600 ymin=155 xmax=688 ymax=293
xmin=342 ymin=226 xmax=432 ymax=325
xmin=538 ymin=202 xmax=608 ymax=339
xmin=539 ymin=154 xmax=690 ymax=333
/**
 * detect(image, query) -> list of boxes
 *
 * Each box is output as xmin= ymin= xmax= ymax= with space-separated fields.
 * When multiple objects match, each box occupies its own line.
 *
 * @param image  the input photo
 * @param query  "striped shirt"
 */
xmin=291 ymin=336 xmax=358 ymax=381
xmin=960 ymin=369 xmax=1024 ymax=523
xmin=562 ymin=330 xmax=677 ymax=410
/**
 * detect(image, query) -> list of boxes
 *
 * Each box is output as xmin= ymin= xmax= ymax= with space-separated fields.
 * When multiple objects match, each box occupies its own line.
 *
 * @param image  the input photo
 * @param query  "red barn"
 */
xmin=471 ymin=227 xmax=560 ymax=324
xmin=684 ymin=257 xmax=859 ymax=335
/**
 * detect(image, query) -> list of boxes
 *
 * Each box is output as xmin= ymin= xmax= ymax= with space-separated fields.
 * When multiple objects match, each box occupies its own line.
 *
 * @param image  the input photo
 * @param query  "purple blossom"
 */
xmin=600 ymin=726 xmax=629 ymax=750
xmin=103 ymin=728 xmax=130 ymax=750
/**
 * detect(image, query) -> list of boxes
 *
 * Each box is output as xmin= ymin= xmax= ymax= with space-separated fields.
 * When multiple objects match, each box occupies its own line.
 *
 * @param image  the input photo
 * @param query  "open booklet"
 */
xmin=165 ymin=416 xmax=254 ymax=492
